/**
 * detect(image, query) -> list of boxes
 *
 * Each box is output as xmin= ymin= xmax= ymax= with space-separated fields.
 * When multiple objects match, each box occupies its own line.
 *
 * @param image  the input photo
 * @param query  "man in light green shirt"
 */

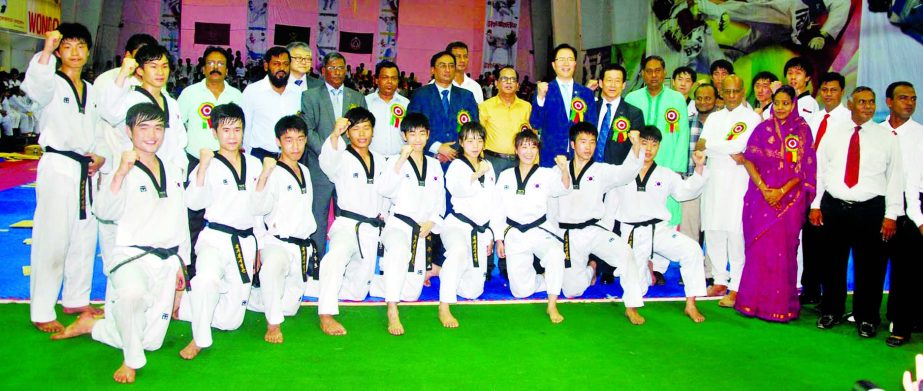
xmin=177 ymin=46 xmax=243 ymax=160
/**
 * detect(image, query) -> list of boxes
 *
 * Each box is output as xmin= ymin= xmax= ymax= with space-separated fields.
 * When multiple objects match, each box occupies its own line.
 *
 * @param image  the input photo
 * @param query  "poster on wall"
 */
xmin=480 ymin=0 xmax=520 ymax=74
xmin=582 ymin=46 xmax=611 ymax=84
xmin=274 ymin=24 xmax=311 ymax=46
xmin=160 ymin=0 xmax=181 ymax=61
xmin=246 ymin=0 xmax=269 ymax=64
xmin=316 ymin=0 xmax=340 ymax=70
xmin=377 ymin=0 xmax=399 ymax=62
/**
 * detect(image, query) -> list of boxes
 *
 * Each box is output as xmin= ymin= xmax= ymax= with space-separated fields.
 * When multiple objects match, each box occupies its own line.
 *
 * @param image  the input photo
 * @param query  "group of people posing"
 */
xmin=19 ymin=22 xmax=921 ymax=384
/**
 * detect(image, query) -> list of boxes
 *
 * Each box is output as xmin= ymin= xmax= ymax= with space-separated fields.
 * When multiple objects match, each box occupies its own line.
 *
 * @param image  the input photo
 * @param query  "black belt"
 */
xmin=451 ymin=212 xmax=494 ymax=268
xmin=109 ymin=245 xmax=189 ymax=291
xmin=821 ymin=193 xmax=885 ymax=211
xmin=394 ymin=213 xmax=433 ymax=273
xmin=624 ymin=218 xmax=662 ymax=260
xmin=484 ymin=150 xmax=516 ymax=160
xmin=206 ymin=221 xmax=256 ymax=285
xmin=503 ymin=215 xmax=563 ymax=243
xmin=559 ymin=218 xmax=603 ymax=268
xmin=45 ymin=146 xmax=93 ymax=220
xmin=273 ymin=235 xmax=319 ymax=282
xmin=339 ymin=209 xmax=384 ymax=260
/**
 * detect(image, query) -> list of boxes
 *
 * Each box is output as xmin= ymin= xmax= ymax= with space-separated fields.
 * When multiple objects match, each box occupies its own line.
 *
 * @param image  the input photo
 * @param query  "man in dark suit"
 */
xmin=300 ymin=51 xmax=368 ymax=258
xmin=530 ymin=43 xmax=597 ymax=167
xmin=595 ymin=63 xmax=645 ymax=165
xmin=408 ymin=50 xmax=479 ymax=163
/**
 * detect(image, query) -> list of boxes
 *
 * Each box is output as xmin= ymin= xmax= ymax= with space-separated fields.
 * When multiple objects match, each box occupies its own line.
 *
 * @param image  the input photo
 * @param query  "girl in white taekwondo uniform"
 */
xmin=53 ymin=103 xmax=190 ymax=385
xmin=438 ymin=122 xmax=496 ymax=329
xmin=247 ymin=115 xmax=316 ymax=343
xmin=554 ymin=122 xmax=647 ymax=325
xmin=24 ymin=26 xmax=107 ymax=333
xmin=376 ymin=112 xmax=446 ymax=336
xmin=317 ymin=108 xmax=387 ymax=336
xmin=177 ymin=104 xmax=274 ymax=359
xmin=697 ymin=75 xmax=762 ymax=306
xmin=492 ymin=129 xmax=571 ymax=324
xmin=614 ymin=125 xmax=709 ymax=323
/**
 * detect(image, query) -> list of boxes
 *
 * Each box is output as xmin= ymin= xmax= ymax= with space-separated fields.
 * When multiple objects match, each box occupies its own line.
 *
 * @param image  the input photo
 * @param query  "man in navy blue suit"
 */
xmin=408 ymin=50 xmax=479 ymax=163
xmin=530 ymin=43 xmax=597 ymax=167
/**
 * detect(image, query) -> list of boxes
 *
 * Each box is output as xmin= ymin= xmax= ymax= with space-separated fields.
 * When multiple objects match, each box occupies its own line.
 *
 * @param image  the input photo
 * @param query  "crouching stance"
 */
xmin=53 ymin=103 xmax=189 ymax=384
xmin=177 ymin=103 xmax=273 ymax=358
xmin=247 ymin=115 xmax=316 ymax=343
xmin=492 ymin=129 xmax=571 ymax=323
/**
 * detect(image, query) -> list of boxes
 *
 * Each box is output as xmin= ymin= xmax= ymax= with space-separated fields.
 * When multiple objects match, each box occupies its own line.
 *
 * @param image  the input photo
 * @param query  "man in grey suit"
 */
xmin=300 ymin=51 xmax=368 ymax=258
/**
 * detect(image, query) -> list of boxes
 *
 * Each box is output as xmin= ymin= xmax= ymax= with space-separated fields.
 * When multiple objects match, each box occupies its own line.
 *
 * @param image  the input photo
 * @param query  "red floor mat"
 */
xmin=0 ymin=160 xmax=38 ymax=191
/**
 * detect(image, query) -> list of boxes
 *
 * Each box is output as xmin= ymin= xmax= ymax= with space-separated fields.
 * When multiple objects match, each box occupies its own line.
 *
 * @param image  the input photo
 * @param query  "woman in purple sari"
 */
xmin=735 ymin=86 xmax=816 ymax=322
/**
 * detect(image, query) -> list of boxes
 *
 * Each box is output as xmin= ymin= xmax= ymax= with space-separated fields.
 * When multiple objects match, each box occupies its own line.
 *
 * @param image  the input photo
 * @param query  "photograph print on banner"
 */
xmin=481 ymin=0 xmax=520 ymax=74
xmin=377 ymin=0 xmax=399 ymax=62
xmin=317 ymin=0 xmax=340 ymax=69
xmin=246 ymin=0 xmax=269 ymax=64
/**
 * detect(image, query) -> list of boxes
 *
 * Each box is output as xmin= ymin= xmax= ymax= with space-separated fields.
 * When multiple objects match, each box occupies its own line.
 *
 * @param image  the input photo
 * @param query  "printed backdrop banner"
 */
xmin=160 ymin=0 xmax=181 ymax=61
xmin=316 ymin=0 xmax=340 ymax=70
xmin=480 ymin=0 xmax=520 ymax=74
xmin=339 ymin=31 xmax=373 ymax=54
xmin=247 ymin=0 xmax=269 ymax=64
xmin=0 ymin=0 xmax=61 ymax=37
xmin=376 ymin=0 xmax=398 ymax=62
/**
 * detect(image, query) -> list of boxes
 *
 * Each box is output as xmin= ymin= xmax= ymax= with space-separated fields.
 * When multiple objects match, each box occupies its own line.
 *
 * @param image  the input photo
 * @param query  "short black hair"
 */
xmin=375 ymin=60 xmax=399 ymax=77
xmin=323 ymin=51 xmax=346 ymax=66
xmin=134 ymin=44 xmax=171 ymax=68
xmin=601 ymin=63 xmax=627 ymax=81
xmin=430 ymin=51 xmax=455 ymax=68
xmin=709 ymin=59 xmax=733 ymax=75
xmin=125 ymin=34 xmax=157 ymax=55
xmin=851 ymin=86 xmax=876 ymax=100
xmin=551 ymin=43 xmax=577 ymax=62
xmin=344 ymin=107 xmax=376 ymax=128
xmin=641 ymin=55 xmax=665 ymax=70
xmin=202 ymin=46 xmax=231 ymax=66
xmin=886 ymin=81 xmax=914 ymax=99
xmin=445 ymin=41 xmax=469 ymax=53
xmin=818 ymin=72 xmax=846 ymax=90
xmin=401 ymin=112 xmax=430 ymax=133
xmin=210 ymin=103 xmax=245 ymax=131
xmin=459 ymin=121 xmax=486 ymax=142
xmin=639 ymin=125 xmax=662 ymax=142
xmin=57 ymin=23 xmax=93 ymax=49
xmin=673 ymin=66 xmax=696 ymax=81
xmin=274 ymin=115 xmax=308 ymax=139
xmin=514 ymin=128 xmax=541 ymax=150
xmin=264 ymin=46 xmax=290 ymax=63
xmin=783 ymin=57 xmax=814 ymax=78
xmin=772 ymin=85 xmax=797 ymax=102
xmin=126 ymin=103 xmax=167 ymax=129
xmin=569 ymin=121 xmax=598 ymax=142
xmin=751 ymin=71 xmax=778 ymax=88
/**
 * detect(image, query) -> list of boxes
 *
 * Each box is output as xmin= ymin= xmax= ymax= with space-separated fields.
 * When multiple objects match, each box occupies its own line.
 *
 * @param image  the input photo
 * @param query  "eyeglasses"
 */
xmin=499 ymin=76 xmax=518 ymax=83
xmin=435 ymin=63 xmax=456 ymax=69
xmin=206 ymin=61 xmax=226 ymax=68
xmin=326 ymin=65 xmax=346 ymax=71
xmin=291 ymin=56 xmax=311 ymax=63
xmin=555 ymin=57 xmax=576 ymax=63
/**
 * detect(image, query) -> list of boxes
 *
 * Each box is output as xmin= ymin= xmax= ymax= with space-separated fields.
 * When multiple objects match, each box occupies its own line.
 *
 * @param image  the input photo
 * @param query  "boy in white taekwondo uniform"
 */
xmin=52 ymin=103 xmax=190 ymax=384
xmin=24 ymin=26 xmax=107 ymax=333
xmin=377 ymin=112 xmax=446 ymax=336
xmin=177 ymin=103 xmax=274 ymax=358
xmin=554 ymin=122 xmax=647 ymax=325
xmin=100 ymin=44 xmax=188 ymax=176
xmin=614 ymin=125 xmax=709 ymax=323
xmin=493 ymin=129 xmax=571 ymax=324
xmin=438 ymin=122 xmax=496 ymax=329
xmin=247 ymin=115 xmax=316 ymax=343
xmin=317 ymin=107 xmax=387 ymax=336
xmin=697 ymin=75 xmax=761 ymax=306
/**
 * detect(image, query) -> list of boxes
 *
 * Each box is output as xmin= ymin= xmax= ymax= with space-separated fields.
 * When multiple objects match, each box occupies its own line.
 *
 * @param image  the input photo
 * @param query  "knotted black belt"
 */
xmin=109 ymin=245 xmax=189 ymax=291
xmin=451 ymin=212 xmax=494 ymax=268
xmin=559 ymin=218 xmax=604 ymax=268
xmin=394 ymin=213 xmax=432 ymax=273
xmin=206 ymin=221 xmax=256 ymax=285
xmin=273 ymin=235 xmax=318 ymax=282
xmin=624 ymin=218 xmax=662 ymax=260
xmin=339 ymin=209 xmax=384 ymax=260
xmin=45 ymin=146 xmax=93 ymax=220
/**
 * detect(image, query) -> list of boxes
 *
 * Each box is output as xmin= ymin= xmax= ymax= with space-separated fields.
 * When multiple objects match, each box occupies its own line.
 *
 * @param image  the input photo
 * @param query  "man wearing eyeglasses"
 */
xmin=178 ymin=47 xmax=243 ymax=164
xmin=285 ymin=41 xmax=323 ymax=93
xmin=300 ymin=51 xmax=368 ymax=265
xmin=480 ymin=66 xmax=530 ymax=177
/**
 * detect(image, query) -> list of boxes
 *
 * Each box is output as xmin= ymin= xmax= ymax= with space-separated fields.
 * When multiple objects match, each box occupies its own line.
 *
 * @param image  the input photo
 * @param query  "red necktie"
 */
xmin=844 ymin=126 xmax=861 ymax=188
xmin=813 ymin=113 xmax=830 ymax=149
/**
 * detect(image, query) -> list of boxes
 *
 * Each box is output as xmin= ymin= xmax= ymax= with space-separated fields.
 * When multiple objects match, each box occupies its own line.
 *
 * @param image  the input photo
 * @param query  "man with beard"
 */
xmin=241 ymin=46 xmax=302 ymax=161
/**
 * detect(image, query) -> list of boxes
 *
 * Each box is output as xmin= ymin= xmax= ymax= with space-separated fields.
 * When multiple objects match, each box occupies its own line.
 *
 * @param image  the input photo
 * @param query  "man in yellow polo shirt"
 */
xmin=479 ymin=66 xmax=531 ymax=176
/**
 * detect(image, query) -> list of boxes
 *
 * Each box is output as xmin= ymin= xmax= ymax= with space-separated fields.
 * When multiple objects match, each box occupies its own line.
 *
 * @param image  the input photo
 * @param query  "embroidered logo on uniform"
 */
xmin=353 ymin=173 xmax=359 ymax=178
xmin=64 ymin=97 xmax=70 ymax=104
xmin=656 ymin=182 xmax=662 ymax=186
xmin=534 ymin=184 xmax=540 ymax=188
xmin=608 ymin=237 xmax=615 ymax=242
xmin=405 ymin=173 xmax=411 ymax=178
xmin=416 ymin=270 xmax=423 ymax=275
xmin=140 ymin=185 xmax=147 ymax=193
xmin=503 ymin=185 xmax=509 ymax=190
xmin=433 ymin=176 xmax=438 ymax=181
xmin=241 ymin=300 xmax=248 ymax=306
xmin=161 ymin=313 xmax=169 ymax=320
xmin=588 ymin=176 xmax=594 ymax=181
xmin=222 ymin=179 xmax=229 ymax=185
xmin=287 ymin=185 xmax=293 ymax=191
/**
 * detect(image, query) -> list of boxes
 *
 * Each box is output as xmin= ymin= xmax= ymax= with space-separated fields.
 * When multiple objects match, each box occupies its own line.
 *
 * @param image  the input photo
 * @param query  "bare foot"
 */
xmin=319 ymin=315 xmax=347 ymax=336
xmin=625 ymin=308 xmax=646 ymax=325
xmin=684 ymin=299 xmax=705 ymax=323
xmin=34 ymin=320 xmax=64 ymax=334
xmin=179 ymin=340 xmax=201 ymax=360
xmin=51 ymin=312 xmax=96 ymax=339
xmin=589 ymin=260 xmax=598 ymax=285
xmin=63 ymin=305 xmax=103 ymax=316
xmin=707 ymin=284 xmax=728 ymax=297
xmin=546 ymin=298 xmax=564 ymax=324
xmin=387 ymin=303 xmax=404 ymax=336
xmin=423 ymin=264 xmax=441 ymax=287
xmin=264 ymin=324 xmax=284 ymax=344
xmin=113 ymin=363 xmax=136 ymax=384
xmin=438 ymin=303 xmax=459 ymax=328
xmin=718 ymin=291 xmax=737 ymax=308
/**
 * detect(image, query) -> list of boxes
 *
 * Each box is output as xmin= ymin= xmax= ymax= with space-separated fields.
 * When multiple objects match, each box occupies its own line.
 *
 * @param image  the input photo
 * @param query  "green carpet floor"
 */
xmin=0 ymin=300 xmax=916 ymax=390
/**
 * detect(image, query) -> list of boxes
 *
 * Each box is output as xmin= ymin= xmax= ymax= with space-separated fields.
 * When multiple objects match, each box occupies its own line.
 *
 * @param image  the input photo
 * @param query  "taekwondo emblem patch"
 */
xmin=503 ymin=185 xmax=510 ymax=190
xmin=223 ymin=179 xmax=229 ymax=185
xmin=139 ymin=185 xmax=147 ymax=193
xmin=353 ymin=173 xmax=359 ymax=178
xmin=287 ymin=185 xmax=293 ymax=191
xmin=64 ymin=97 xmax=69 ymax=104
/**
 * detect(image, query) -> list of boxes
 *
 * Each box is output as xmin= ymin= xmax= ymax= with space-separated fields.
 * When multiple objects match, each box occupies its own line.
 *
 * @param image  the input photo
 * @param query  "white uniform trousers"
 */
xmin=30 ymin=155 xmax=97 ymax=323
xmin=503 ymin=226 xmax=564 ymax=298
xmin=439 ymin=215 xmax=491 ymax=304
xmin=620 ymin=221 xmax=707 ymax=297
xmin=91 ymin=248 xmax=180 ymax=370
xmin=380 ymin=220 xmax=429 ymax=303
xmin=562 ymin=226 xmax=644 ymax=308
xmin=318 ymin=217 xmax=381 ymax=315
xmin=177 ymin=227 xmax=255 ymax=348
xmin=248 ymin=238 xmax=309 ymax=325
xmin=704 ymin=229 xmax=745 ymax=291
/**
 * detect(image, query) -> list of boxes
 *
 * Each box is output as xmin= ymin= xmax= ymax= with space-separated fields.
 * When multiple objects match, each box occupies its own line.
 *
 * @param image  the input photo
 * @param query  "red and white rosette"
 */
xmin=726 ymin=122 xmax=747 ymax=140
xmin=456 ymin=109 xmax=472 ymax=132
xmin=784 ymin=134 xmax=800 ymax=163
xmin=613 ymin=116 xmax=630 ymax=142
xmin=198 ymin=102 xmax=214 ymax=128
xmin=390 ymin=103 xmax=405 ymax=127
xmin=665 ymin=108 xmax=680 ymax=133
xmin=569 ymin=97 xmax=587 ymax=123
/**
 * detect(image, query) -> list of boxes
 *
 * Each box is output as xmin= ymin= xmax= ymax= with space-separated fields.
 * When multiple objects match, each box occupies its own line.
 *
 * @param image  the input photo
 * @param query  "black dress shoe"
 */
xmin=799 ymin=293 xmax=820 ymax=305
xmin=886 ymin=334 xmax=910 ymax=347
xmin=858 ymin=322 xmax=878 ymax=338
xmin=817 ymin=314 xmax=842 ymax=329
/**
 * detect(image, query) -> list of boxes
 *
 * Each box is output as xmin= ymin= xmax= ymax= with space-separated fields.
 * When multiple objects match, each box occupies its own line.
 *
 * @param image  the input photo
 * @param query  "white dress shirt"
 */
xmin=177 ymin=80 xmax=243 ymax=155
xmin=366 ymin=92 xmax=410 ymax=156
xmin=240 ymin=77 xmax=302 ymax=153
xmin=808 ymin=103 xmax=850 ymax=141
xmin=429 ymin=75 xmax=484 ymax=104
